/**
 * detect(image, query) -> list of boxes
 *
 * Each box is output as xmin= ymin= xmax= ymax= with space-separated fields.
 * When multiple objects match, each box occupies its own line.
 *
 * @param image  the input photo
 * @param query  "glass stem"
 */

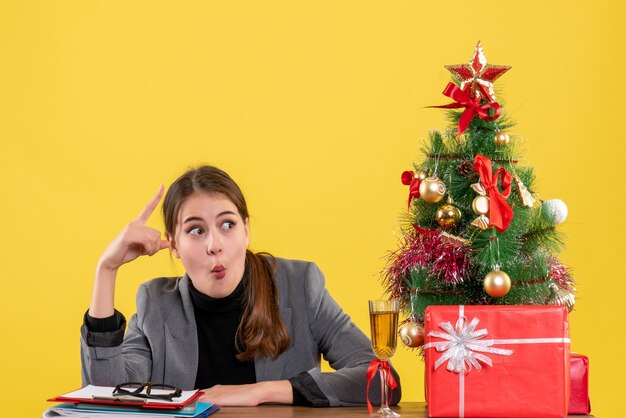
xmin=379 ymin=361 xmax=389 ymax=410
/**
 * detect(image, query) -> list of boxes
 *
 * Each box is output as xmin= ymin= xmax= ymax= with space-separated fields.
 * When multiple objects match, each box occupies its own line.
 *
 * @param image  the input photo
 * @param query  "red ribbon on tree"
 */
xmin=401 ymin=171 xmax=421 ymax=210
xmin=413 ymin=224 xmax=440 ymax=236
xmin=474 ymin=154 xmax=514 ymax=232
xmin=366 ymin=359 xmax=398 ymax=413
xmin=429 ymin=82 xmax=502 ymax=137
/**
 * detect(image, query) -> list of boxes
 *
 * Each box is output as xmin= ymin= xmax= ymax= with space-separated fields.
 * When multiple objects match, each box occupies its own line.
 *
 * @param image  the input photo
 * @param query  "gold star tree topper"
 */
xmin=445 ymin=41 xmax=511 ymax=103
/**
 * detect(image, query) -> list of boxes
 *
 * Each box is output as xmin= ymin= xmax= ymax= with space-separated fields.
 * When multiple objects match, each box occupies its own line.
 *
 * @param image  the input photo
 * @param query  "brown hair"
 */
xmin=163 ymin=165 xmax=290 ymax=360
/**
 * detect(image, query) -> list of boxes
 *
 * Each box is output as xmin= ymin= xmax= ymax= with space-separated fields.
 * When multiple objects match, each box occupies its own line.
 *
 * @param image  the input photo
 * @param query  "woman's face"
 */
xmin=171 ymin=192 xmax=249 ymax=298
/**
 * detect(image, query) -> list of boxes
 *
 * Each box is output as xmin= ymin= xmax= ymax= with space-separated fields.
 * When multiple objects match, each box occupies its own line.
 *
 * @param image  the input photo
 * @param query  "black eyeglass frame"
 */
xmin=112 ymin=382 xmax=182 ymax=401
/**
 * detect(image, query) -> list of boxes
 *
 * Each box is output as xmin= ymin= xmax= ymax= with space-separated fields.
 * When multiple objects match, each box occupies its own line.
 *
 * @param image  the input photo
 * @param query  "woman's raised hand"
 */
xmin=89 ymin=186 xmax=170 ymax=318
xmin=98 ymin=185 xmax=171 ymax=271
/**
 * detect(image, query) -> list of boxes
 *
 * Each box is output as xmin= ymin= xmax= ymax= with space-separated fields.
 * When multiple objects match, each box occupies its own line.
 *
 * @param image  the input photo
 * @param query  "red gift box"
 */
xmin=424 ymin=305 xmax=570 ymax=418
xmin=569 ymin=354 xmax=591 ymax=415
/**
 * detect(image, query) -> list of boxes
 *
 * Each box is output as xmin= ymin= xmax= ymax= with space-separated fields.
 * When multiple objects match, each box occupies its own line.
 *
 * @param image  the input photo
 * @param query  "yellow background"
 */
xmin=1 ymin=1 xmax=623 ymax=416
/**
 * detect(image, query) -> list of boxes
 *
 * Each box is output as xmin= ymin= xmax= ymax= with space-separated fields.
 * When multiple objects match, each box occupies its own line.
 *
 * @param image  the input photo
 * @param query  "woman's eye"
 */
xmin=188 ymin=226 xmax=204 ymax=236
xmin=221 ymin=221 xmax=235 ymax=231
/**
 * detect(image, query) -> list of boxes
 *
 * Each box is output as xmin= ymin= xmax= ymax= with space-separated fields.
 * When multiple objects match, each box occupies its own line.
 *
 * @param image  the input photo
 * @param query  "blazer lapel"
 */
xmin=163 ymin=276 xmax=198 ymax=390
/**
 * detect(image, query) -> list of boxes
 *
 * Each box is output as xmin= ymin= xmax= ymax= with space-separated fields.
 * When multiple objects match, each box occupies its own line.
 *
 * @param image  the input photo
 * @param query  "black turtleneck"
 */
xmin=188 ymin=278 xmax=256 ymax=390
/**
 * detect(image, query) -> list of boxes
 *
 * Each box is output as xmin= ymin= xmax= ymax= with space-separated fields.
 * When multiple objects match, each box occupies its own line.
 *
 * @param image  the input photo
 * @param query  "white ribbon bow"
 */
xmin=426 ymin=316 xmax=513 ymax=373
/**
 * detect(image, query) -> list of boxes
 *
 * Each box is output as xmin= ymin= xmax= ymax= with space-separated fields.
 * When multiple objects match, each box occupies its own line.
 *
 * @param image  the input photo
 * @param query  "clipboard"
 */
xmin=43 ymin=401 xmax=220 ymax=418
xmin=48 ymin=385 xmax=204 ymax=410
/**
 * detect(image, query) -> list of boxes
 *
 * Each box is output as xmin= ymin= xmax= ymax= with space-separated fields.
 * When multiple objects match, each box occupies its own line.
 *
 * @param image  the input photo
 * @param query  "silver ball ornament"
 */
xmin=543 ymin=199 xmax=568 ymax=225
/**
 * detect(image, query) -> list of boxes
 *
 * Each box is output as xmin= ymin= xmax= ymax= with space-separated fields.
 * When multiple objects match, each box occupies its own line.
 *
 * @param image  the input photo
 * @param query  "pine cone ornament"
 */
xmin=457 ymin=160 xmax=476 ymax=178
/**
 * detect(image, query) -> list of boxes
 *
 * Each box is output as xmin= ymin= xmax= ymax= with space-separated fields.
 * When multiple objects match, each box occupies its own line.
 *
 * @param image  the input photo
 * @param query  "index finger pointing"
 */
xmin=135 ymin=185 xmax=165 ymax=223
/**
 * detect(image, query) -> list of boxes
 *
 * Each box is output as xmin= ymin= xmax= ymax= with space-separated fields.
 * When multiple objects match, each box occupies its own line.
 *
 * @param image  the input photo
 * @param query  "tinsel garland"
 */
xmin=427 ymin=153 xmax=519 ymax=164
xmin=383 ymin=227 xmax=473 ymax=300
xmin=547 ymin=257 xmax=576 ymax=291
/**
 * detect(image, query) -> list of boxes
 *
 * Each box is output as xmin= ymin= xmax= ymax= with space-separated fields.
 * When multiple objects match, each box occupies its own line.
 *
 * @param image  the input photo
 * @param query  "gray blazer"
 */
xmin=81 ymin=258 xmax=401 ymax=406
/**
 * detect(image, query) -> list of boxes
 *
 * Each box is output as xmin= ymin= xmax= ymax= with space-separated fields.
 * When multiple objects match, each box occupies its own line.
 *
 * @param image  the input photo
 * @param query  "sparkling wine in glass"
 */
xmin=368 ymin=299 xmax=400 ymax=417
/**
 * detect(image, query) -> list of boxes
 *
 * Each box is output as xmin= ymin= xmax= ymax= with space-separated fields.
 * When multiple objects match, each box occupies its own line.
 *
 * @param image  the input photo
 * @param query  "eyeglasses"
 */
xmin=112 ymin=382 xmax=182 ymax=401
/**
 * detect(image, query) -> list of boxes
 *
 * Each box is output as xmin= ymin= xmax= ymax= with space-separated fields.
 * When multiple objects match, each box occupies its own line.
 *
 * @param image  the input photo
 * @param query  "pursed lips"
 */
xmin=211 ymin=264 xmax=226 ymax=279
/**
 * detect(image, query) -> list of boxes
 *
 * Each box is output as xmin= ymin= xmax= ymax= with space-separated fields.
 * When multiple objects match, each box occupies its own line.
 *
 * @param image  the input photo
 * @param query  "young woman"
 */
xmin=81 ymin=166 xmax=401 ymax=407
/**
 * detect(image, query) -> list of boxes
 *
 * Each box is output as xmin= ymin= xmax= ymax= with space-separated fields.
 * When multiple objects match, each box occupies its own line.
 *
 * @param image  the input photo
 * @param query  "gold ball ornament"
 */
xmin=472 ymin=195 xmax=490 ymax=215
xmin=418 ymin=176 xmax=446 ymax=203
xmin=416 ymin=170 xmax=428 ymax=181
xmin=483 ymin=269 xmax=511 ymax=298
xmin=494 ymin=131 xmax=510 ymax=146
xmin=399 ymin=319 xmax=425 ymax=348
xmin=436 ymin=203 xmax=462 ymax=228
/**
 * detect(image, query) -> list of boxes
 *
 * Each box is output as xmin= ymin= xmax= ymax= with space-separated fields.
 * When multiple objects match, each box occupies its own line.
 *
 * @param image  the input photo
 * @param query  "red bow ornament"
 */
xmin=472 ymin=154 xmax=514 ymax=232
xmin=429 ymin=83 xmax=502 ymax=137
xmin=401 ymin=171 xmax=423 ymax=210
xmin=366 ymin=359 xmax=398 ymax=413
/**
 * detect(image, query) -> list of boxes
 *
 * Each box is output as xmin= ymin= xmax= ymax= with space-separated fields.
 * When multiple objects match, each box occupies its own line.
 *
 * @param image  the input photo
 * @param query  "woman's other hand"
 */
xmin=199 ymin=381 xmax=293 ymax=406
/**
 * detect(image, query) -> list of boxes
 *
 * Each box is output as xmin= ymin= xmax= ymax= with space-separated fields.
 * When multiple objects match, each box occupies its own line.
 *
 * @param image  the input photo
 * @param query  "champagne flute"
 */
xmin=368 ymin=299 xmax=400 ymax=417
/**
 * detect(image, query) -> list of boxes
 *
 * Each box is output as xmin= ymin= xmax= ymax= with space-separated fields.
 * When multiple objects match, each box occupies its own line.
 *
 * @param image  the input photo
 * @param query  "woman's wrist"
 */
xmin=255 ymin=380 xmax=293 ymax=405
xmin=96 ymin=255 xmax=121 ymax=274
xmin=89 ymin=263 xmax=118 ymax=318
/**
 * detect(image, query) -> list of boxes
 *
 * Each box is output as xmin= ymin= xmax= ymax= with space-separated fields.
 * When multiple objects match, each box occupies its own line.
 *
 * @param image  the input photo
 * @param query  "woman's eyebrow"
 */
xmin=183 ymin=211 xmax=236 ymax=224
xmin=183 ymin=216 xmax=204 ymax=224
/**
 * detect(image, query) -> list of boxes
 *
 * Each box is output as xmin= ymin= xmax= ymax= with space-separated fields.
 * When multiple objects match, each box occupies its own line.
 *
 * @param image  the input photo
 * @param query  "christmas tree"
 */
xmin=383 ymin=42 xmax=576 ymax=349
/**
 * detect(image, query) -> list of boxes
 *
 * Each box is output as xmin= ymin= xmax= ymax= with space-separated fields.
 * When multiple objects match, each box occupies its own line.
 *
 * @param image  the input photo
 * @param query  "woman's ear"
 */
xmin=168 ymin=234 xmax=180 ymax=258
xmin=244 ymin=218 xmax=250 ymax=247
